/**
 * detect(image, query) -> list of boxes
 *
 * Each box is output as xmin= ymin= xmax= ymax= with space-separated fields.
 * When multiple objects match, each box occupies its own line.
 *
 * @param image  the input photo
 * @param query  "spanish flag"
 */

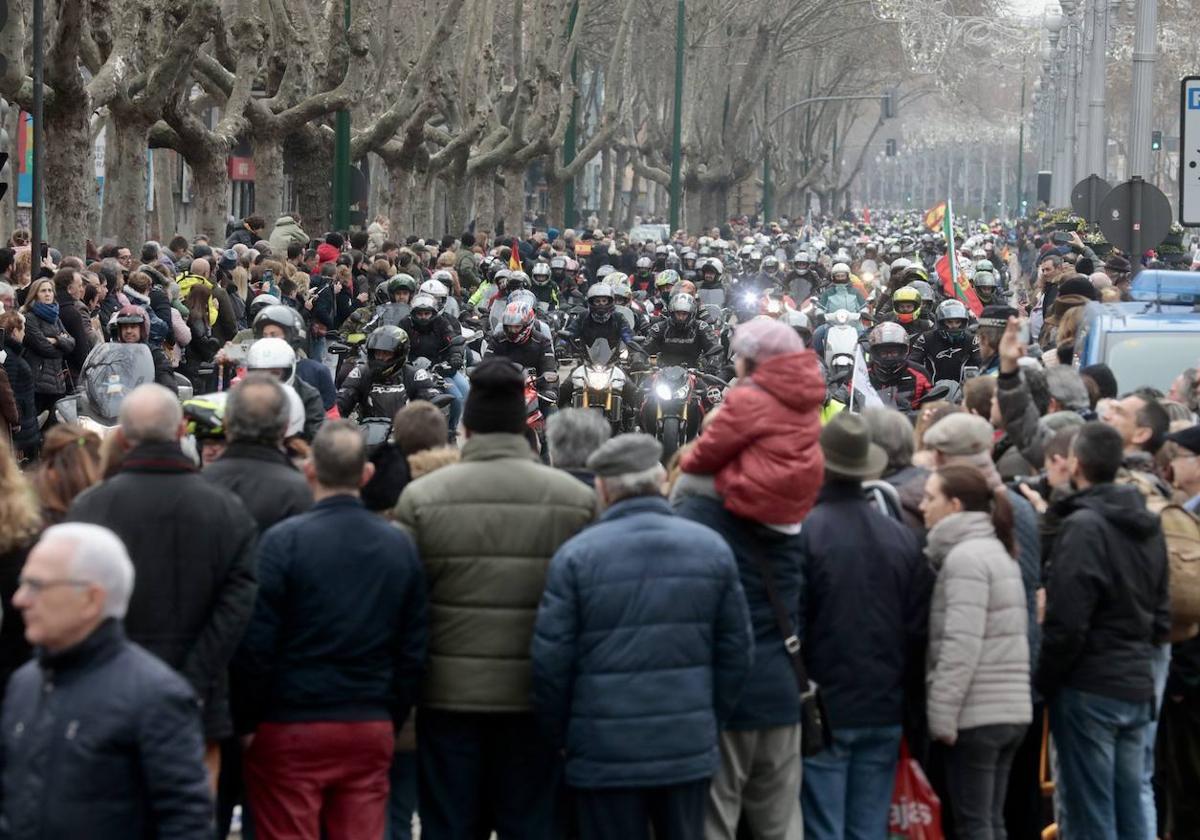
xmin=509 ymin=238 xmax=523 ymax=272
xmin=935 ymin=198 xmax=982 ymax=315
xmin=923 ymin=201 xmax=947 ymax=233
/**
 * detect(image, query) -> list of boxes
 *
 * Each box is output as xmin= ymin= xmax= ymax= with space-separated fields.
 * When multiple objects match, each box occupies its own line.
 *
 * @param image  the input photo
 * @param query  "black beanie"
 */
xmin=1058 ymin=274 xmax=1099 ymax=301
xmin=1081 ymin=363 xmax=1118 ymax=400
xmin=464 ymin=360 xmax=527 ymax=435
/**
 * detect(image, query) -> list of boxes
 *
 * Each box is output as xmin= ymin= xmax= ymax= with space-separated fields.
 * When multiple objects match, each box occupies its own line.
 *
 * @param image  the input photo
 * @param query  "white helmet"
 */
xmin=431 ymin=269 xmax=454 ymax=287
xmin=281 ymin=383 xmax=306 ymax=438
xmin=702 ymin=258 xmax=724 ymax=276
xmin=832 ymin=262 xmax=851 ymax=277
xmin=246 ymin=337 xmax=297 ymax=385
xmin=419 ymin=279 xmax=449 ymax=304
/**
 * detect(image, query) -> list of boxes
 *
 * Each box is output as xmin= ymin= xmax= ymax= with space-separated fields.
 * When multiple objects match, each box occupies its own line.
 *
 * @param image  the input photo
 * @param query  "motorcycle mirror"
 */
xmin=55 ymin=395 xmax=79 ymax=425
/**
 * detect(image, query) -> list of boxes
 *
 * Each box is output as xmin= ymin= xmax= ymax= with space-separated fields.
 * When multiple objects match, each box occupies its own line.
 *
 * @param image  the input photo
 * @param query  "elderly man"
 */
xmin=546 ymin=408 xmax=612 ymax=486
xmin=1 ymin=523 xmax=212 ymax=839
xmin=238 ymin=421 xmax=428 ymax=839
xmin=204 ymin=373 xmax=313 ymax=532
xmin=67 ymin=383 xmax=258 ymax=787
xmin=532 ymin=434 xmax=753 ymax=840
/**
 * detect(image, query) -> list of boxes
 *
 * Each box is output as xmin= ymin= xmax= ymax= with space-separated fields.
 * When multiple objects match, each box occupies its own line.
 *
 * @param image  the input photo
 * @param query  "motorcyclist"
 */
xmin=648 ymin=270 xmax=680 ymax=316
xmin=245 ymin=337 xmax=325 ymax=440
xmin=253 ymin=304 xmax=336 ymax=410
xmin=887 ymin=286 xmax=934 ymax=337
xmin=400 ymin=293 xmax=467 ymax=432
xmin=108 ymin=305 xmax=177 ymax=392
xmin=909 ymin=298 xmax=982 ymax=384
xmin=633 ymin=256 xmax=655 ymax=293
xmin=788 ymin=250 xmax=819 ymax=302
xmin=530 ymin=262 xmax=560 ymax=309
xmin=335 ymin=325 xmax=443 ymax=420
xmin=569 ymin=282 xmax=634 ymax=352
xmin=484 ymin=300 xmax=559 ymax=408
xmin=642 ymin=292 xmax=723 ymax=372
xmin=817 ymin=262 xmax=866 ymax=311
xmin=611 ymin=278 xmax=650 ymax=334
xmin=820 ymin=312 xmax=859 ymax=422
xmin=972 ymin=265 xmax=1000 ymax=306
xmin=653 ymin=244 xmax=670 ymax=272
xmin=681 ymin=249 xmax=699 ymax=281
xmin=549 ymin=255 xmax=569 ymax=291
xmin=867 ymin=322 xmax=931 ymax=412
xmin=420 ymin=277 xmax=459 ymax=322
xmin=367 ymin=274 xmax=419 ymax=330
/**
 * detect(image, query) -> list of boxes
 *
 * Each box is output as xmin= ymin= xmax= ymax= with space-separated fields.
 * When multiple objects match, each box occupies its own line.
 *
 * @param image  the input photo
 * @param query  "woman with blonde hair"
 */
xmin=28 ymin=423 xmax=102 ymax=526
xmin=0 ymin=434 xmax=44 ymax=697
xmin=21 ymin=277 xmax=75 ymax=414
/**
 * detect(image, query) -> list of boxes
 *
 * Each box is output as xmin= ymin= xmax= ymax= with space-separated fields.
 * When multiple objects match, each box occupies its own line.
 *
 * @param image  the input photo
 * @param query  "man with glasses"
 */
xmin=1 ymin=523 xmax=213 ymax=838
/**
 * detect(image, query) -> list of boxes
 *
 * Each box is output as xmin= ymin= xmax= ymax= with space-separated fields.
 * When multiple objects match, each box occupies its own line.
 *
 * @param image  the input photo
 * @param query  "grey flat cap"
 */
xmin=586 ymin=433 xmax=663 ymax=477
xmin=922 ymin=413 xmax=994 ymax=457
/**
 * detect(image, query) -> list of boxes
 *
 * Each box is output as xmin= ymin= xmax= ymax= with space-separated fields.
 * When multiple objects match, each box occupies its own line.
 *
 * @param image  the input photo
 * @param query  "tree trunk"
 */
xmin=289 ymin=134 xmax=331 ymax=235
xmin=501 ymin=165 xmax=525 ymax=240
xmin=105 ymin=110 xmax=152 ymax=248
xmin=153 ymin=148 xmax=177 ymax=241
xmin=683 ymin=176 xmax=701 ymax=233
xmin=44 ymin=98 xmax=94 ymax=255
xmin=607 ymin=148 xmax=626 ymax=228
xmin=0 ymin=105 xmax=17 ymax=242
xmin=368 ymin=152 xmax=389 ymax=227
xmin=254 ymin=135 xmax=286 ymax=222
xmin=388 ymin=163 xmax=412 ymax=237
xmin=474 ymin=171 xmax=495 ymax=240
xmin=548 ymin=165 xmax=566 ymax=230
xmin=190 ymin=148 xmax=230 ymax=241
xmin=413 ymin=168 xmax=433 ymax=234
xmin=446 ymin=171 xmax=470 ymax=235
xmin=624 ymin=172 xmax=640 ymax=231
xmin=598 ymin=147 xmax=612 ymax=229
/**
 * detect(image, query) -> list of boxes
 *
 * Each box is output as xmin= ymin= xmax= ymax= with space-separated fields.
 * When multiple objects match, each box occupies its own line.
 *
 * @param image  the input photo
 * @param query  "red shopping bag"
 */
xmin=888 ymin=738 xmax=943 ymax=840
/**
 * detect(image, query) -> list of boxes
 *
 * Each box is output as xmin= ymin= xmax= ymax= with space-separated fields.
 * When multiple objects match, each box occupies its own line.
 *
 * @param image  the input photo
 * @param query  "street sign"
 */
xmin=1099 ymin=178 xmax=1173 ymax=254
xmin=1071 ymin=174 xmax=1112 ymax=221
xmin=1181 ymin=76 xmax=1200 ymax=226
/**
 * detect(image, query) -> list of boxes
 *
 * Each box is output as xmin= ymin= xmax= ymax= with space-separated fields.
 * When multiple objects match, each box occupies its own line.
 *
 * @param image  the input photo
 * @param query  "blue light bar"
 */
xmin=1129 ymin=270 xmax=1200 ymax=305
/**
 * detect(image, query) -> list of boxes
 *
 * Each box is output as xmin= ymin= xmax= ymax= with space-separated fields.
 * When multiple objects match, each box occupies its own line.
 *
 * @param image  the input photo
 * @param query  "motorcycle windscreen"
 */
xmin=587 ymin=339 xmax=614 ymax=367
xmin=82 ymin=343 xmax=156 ymax=422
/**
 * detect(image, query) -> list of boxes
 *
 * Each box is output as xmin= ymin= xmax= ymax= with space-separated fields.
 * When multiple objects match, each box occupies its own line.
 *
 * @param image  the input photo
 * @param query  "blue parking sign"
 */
xmin=1190 ymin=87 xmax=1200 ymax=109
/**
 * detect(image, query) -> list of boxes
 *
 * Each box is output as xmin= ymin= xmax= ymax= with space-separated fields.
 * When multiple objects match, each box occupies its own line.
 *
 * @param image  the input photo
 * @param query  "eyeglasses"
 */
xmin=17 ymin=577 xmax=91 ymax=596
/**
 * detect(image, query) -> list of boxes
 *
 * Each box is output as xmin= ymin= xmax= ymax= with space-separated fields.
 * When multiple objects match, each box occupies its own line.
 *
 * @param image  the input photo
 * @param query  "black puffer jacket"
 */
xmin=1 ymin=619 xmax=212 ymax=839
xmin=2 ymin=337 xmax=40 ymax=451
xmin=202 ymin=442 xmax=313 ymax=532
xmin=1036 ymin=483 xmax=1171 ymax=703
xmin=66 ymin=443 xmax=259 ymax=739
xmin=21 ymin=311 xmax=74 ymax=395
xmin=55 ymin=288 xmax=92 ymax=377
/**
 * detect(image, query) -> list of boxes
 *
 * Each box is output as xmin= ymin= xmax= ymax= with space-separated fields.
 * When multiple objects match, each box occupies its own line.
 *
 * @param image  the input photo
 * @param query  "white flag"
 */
xmin=850 ymin=342 xmax=884 ymax=412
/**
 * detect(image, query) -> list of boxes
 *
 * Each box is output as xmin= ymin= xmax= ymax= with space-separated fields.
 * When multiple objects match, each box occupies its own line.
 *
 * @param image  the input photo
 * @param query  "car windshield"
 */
xmin=1104 ymin=333 xmax=1200 ymax=393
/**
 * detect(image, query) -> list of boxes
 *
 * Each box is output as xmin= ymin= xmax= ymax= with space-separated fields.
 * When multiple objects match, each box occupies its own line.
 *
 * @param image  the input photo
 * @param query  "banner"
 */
xmin=936 ymin=198 xmax=982 ymax=315
xmin=850 ymin=342 xmax=884 ymax=412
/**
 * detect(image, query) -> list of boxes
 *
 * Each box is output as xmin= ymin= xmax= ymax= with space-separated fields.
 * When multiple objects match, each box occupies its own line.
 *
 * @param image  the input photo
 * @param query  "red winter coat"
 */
xmin=680 ymin=350 xmax=825 ymax=525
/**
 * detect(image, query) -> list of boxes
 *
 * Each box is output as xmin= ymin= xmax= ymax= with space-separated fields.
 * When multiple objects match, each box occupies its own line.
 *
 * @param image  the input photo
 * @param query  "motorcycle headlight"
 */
xmin=742 ymin=292 xmax=757 ymax=306
xmin=655 ymin=383 xmax=673 ymax=400
xmin=586 ymin=369 xmax=613 ymax=390
xmin=674 ymin=385 xmax=690 ymax=399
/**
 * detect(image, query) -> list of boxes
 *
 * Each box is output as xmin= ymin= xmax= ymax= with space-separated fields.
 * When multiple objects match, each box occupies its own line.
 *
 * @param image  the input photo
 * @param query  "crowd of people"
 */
xmin=0 ymin=209 xmax=1196 ymax=840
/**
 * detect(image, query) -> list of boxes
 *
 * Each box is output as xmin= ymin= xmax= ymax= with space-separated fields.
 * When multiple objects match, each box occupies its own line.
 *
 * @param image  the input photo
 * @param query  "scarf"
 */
xmin=31 ymin=301 xmax=60 ymax=323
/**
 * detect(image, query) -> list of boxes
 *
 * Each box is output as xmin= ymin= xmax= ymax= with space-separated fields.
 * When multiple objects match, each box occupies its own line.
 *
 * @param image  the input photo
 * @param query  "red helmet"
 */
xmin=501 ymin=301 xmax=537 ymax=344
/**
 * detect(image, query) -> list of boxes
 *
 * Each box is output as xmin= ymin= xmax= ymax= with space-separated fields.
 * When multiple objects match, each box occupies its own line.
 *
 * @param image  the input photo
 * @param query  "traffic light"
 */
xmin=885 ymin=139 xmax=897 ymax=157
xmin=882 ymin=90 xmax=897 ymax=119
xmin=1151 ymin=130 xmax=1162 ymax=152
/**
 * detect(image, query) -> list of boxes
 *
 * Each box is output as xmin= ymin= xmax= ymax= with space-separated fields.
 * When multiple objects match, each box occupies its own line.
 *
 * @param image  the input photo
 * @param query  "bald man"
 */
xmin=68 ymin=383 xmax=258 ymax=789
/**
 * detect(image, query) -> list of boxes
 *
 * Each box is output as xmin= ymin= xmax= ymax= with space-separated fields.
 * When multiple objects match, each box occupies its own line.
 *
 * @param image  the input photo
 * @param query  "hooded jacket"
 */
xmin=680 ymin=350 xmax=824 ymax=524
xmin=925 ymin=512 xmax=1032 ymax=742
xmin=268 ymin=215 xmax=309 ymax=256
xmin=1036 ymin=483 xmax=1171 ymax=703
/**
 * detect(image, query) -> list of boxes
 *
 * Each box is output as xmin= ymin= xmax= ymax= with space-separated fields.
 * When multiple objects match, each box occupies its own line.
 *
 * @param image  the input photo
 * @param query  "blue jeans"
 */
xmin=444 ymin=371 xmax=470 ymax=436
xmin=801 ymin=724 xmax=902 ymax=840
xmin=1142 ymin=644 xmax=1171 ymax=840
xmin=1050 ymin=688 xmax=1153 ymax=840
xmin=386 ymin=751 xmax=417 ymax=840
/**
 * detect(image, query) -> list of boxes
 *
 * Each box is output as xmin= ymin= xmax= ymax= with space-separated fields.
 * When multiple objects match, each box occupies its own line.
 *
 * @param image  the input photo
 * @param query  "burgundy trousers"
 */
xmin=244 ymin=720 xmax=394 ymax=840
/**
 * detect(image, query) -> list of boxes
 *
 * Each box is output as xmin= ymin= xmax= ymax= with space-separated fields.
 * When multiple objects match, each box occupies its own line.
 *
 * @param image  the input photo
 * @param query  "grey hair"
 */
xmin=311 ymin=420 xmax=366 ymax=490
xmin=597 ymin=463 xmax=666 ymax=503
xmin=0 ymin=281 xmax=14 ymax=301
xmin=226 ymin=373 xmax=289 ymax=445
xmin=863 ymin=407 xmax=915 ymax=472
xmin=546 ymin=409 xmax=612 ymax=469
xmin=39 ymin=523 xmax=135 ymax=619
xmin=1044 ymin=366 xmax=1090 ymax=413
xmin=118 ymin=383 xmax=183 ymax=445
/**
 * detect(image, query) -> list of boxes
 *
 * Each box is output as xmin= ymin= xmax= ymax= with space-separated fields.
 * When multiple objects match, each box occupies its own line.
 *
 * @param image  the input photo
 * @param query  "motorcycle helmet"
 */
xmin=889 ymin=257 xmax=911 ymax=276
xmin=610 ymin=278 xmax=634 ymax=306
xmin=785 ymin=309 xmax=811 ymax=345
xmin=935 ymin=299 xmax=970 ymax=342
xmin=762 ymin=255 xmax=780 ymax=276
xmin=635 ymin=256 xmax=654 ymax=280
xmin=682 ymin=249 xmax=698 ymax=269
xmin=108 ymin=305 xmax=149 ymax=343
xmin=501 ymin=301 xmax=537 ymax=345
xmin=365 ymin=325 xmax=410 ymax=379
xmin=531 ymin=262 xmax=552 ymax=286
xmin=430 ymin=269 xmax=455 ymax=289
xmin=902 ymin=264 xmax=930 ymax=286
xmin=972 ymin=268 xmax=998 ymax=304
xmin=891 ymin=286 xmax=923 ymax=325
xmin=410 ymin=293 xmax=439 ymax=330
xmin=507 ymin=271 xmax=531 ymax=291
xmin=738 ymin=244 xmax=754 ymax=261
xmin=831 ymin=262 xmax=851 ymax=283
xmin=253 ymin=304 xmax=307 ymax=348
xmin=665 ymin=253 xmax=682 ymax=272
xmin=596 ymin=264 xmax=616 ymax=281
xmin=587 ymin=283 xmax=615 ymax=322
xmin=549 ymin=256 xmax=567 ymax=284
xmin=507 ymin=289 xmax=538 ymax=309
xmin=909 ymin=279 xmax=936 ymax=309
xmin=387 ymin=273 xmax=418 ymax=302
xmin=247 ymin=293 xmax=281 ymax=322
xmin=246 ymin=337 xmax=297 ymax=385
xmin=419 ymin=278 xmax=450 ymax=308
xmin=184 ymin=392 xmax=228 ymax=441
xmin=672 ymin=279 xmax=697 ymax=298
xmin=868 ymin=322 xmax=910 ymax=378
xmin=793 ymin=251 xmax=812 ymax=270
xmin=669 ymin=292 xmax=697 ymax=327
xmin=655 ymin=269 xmax=680 ymax=291
xmin=492 ymin=268 xmax=512 ymax=293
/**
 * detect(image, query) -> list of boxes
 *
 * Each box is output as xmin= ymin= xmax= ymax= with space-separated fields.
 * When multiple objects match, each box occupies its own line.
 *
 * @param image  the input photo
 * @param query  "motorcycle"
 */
xmin=567 ymin=338 xmax=638 ymax=433
xmin=643 ymin=364 xmax=727 ymax=462
xmin=55 ymin=343 xmax=157 ymax=436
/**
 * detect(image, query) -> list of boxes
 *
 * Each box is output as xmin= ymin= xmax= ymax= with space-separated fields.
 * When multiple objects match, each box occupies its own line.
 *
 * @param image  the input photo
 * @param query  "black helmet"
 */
xmin=365 ymin=325 xmax=410 ymax=379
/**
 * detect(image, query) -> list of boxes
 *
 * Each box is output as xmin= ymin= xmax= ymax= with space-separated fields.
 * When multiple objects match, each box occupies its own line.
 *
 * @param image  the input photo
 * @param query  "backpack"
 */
xmin=1158 ymin=504 xmax=1200 ymax=641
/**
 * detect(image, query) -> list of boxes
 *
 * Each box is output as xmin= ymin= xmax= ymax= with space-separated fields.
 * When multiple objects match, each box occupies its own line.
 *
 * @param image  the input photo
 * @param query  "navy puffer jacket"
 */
xmin=531 ymin=495 xmax=753 ymax=788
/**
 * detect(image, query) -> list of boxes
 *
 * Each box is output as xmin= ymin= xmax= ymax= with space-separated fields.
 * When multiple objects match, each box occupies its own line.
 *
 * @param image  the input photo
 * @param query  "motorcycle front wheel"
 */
xmin=659 ymin=417 xmax=682 ymax=463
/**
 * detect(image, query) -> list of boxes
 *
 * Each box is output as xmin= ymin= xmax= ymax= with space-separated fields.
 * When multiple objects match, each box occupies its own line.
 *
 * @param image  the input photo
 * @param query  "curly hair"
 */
xmin=0 ymin=436 xmax=42 ymax=553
